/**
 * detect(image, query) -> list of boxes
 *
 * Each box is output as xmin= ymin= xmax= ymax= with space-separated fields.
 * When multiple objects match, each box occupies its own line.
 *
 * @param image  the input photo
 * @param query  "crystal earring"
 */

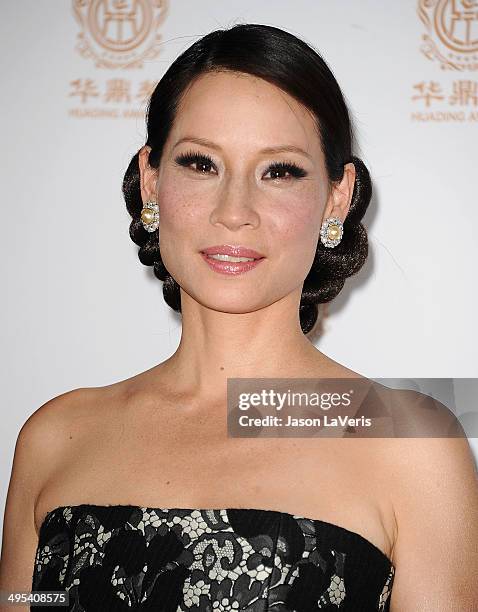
xmin=140 ymin=200 xmax=159 ymax=233
xmin=320 ymin=216 xmax=343 ymax=248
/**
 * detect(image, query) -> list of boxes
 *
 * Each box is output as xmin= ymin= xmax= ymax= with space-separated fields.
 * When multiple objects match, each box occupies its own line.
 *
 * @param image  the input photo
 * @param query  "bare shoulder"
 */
xmin=10 ymin=387 xmax=103 ymax=500
xmin=9 ymin=385 xmax=109 ymax=518
xmin=25 ymin=378 xmax=138 ymax=444
xmin=365 ymin=384 xmax=478 ymax=590
xmin=387 ymin=434 xmax=478 ymax=609
xmin=0 ymin=387 xmax=97 ymax=590
xmin=19 ymin=387 xmax=96 ymax=447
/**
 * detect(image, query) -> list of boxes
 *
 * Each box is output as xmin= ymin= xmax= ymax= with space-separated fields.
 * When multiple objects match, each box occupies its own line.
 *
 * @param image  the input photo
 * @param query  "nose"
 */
xmin=209 ymin=176 xmax=260 ymax=232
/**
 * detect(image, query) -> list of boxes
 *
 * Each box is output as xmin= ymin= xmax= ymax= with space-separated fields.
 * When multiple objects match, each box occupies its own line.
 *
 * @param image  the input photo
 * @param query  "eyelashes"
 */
xmin=174 ymin=151 xmax=216 ymax=175
xmin=173 ymin=149 xmax=308 ymax=181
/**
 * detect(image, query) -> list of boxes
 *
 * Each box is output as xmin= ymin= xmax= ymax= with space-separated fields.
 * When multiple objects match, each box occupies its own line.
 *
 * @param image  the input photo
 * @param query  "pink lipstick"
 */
xmin=200 ymin=244 xmax=266 ymax=276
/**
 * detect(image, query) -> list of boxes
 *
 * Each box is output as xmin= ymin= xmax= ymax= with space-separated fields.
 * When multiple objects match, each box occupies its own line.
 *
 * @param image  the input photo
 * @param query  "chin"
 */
xmin=188 ymin=287 xmax=268 ymax=314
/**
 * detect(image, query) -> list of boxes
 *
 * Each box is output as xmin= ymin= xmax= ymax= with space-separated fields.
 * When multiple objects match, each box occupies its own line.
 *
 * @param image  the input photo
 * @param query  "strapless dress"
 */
xmin=31 ymin=504 xmax=395 ymax=611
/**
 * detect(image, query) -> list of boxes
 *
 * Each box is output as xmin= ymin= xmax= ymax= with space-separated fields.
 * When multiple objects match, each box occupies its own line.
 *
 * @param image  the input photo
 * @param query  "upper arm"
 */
xmin=0 ymin=389 xmax=83 ymax=595
xmin=389 ymin=436 xmax=478 ymax=611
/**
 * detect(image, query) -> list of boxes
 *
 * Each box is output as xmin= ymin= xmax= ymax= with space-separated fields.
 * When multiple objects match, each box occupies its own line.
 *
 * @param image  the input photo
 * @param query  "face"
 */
xmin=139 ymin=71 xmax=355 ymax=314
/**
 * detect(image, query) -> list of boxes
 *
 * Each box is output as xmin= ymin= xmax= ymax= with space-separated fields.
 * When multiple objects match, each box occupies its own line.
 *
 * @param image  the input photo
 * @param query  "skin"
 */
xmin=1 ymin=71 xmax=477 ymax=611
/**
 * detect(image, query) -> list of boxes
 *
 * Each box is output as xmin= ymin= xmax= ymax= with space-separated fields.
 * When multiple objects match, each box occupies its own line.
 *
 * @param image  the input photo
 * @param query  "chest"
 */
xmin=36 ymin=420 xmax=395 ymax=561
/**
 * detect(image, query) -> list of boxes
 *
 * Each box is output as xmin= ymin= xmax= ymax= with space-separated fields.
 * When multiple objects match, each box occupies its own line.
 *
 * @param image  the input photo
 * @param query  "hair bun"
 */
xmin=299 ymin=156 xmax=371 ymax=334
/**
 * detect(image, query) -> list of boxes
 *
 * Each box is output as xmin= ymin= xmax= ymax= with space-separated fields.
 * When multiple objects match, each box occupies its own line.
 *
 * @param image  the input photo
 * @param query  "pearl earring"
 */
xmin=140 ymin=200 xmax=159 ymax=233
xmin=320 ymin=216 xmax=343 ymax=248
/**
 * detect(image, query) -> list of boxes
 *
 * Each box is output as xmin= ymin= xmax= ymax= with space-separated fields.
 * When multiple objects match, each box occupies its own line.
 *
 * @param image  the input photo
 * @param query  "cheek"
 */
xmin=273 ymin=196 xmax=322 ymax=253
xmin=268 ymin=196 xmax=323 ymax=286
xmin=154 ymin=179 xmax=212 ymax=282
xmin=156 ymin=181 xmax=205 ymax=235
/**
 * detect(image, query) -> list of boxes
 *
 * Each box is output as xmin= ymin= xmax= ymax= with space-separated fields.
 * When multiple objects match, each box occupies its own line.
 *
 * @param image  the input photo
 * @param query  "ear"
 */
xmin=322 ymin=161 xmax=356 ymax=223
xmin=138 ymin=145 xmax=159 ymax=204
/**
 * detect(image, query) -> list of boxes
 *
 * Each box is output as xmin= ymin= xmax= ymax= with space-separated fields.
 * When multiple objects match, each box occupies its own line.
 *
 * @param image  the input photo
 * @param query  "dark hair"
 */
xmin=122 ymin=23 xmax=371 ymax=335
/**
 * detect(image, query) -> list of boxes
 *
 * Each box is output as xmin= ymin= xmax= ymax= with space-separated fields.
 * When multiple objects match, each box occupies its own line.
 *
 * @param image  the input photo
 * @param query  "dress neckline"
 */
xmin=40 ymin=502 xmax=395 ymax=569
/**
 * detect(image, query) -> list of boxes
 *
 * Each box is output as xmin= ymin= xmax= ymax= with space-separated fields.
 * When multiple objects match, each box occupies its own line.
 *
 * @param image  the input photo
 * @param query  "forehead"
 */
xmin=169 ymin=71 xmax=323 ymax=161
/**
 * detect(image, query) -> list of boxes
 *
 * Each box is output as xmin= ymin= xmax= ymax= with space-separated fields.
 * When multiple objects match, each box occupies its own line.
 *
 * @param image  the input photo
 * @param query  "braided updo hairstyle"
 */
xmin=123 ymin=23 xmax=371 ymax=335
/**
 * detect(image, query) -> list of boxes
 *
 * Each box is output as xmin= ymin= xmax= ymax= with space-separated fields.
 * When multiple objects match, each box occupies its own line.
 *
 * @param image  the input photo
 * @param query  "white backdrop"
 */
xmin=1 ymin=1 xmax=477 ymax=540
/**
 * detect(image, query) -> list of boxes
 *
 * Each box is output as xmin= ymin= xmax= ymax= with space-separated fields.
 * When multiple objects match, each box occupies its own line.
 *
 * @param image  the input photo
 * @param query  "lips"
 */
xmin=200 ymin=244 xmax=265 ymax=259
xmin=199 ymin=244 xmax=266 ymax=276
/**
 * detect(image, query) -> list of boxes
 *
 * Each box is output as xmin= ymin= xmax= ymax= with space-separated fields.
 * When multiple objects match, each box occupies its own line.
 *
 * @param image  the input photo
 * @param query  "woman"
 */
xmin=1 ymin=23 xmax=477 ymax=611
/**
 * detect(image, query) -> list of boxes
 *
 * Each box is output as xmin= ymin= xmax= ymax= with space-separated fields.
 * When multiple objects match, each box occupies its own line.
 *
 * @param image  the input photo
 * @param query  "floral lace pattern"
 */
xmin=32 ymin=504 xmax=395 ymax=611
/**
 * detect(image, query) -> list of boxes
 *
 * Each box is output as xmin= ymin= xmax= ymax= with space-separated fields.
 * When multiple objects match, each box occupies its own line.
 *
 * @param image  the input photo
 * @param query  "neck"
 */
xmin=158 ymin=287 xmax=331 ymax=402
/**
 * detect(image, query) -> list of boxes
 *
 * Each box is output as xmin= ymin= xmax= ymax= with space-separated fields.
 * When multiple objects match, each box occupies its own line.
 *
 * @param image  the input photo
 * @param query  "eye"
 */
xmin=174 ymin=150 xmax=217 ymax=175
xmin=173 ymin=151 xmax=308 ymax=182
xmin=264 ymin=161 xmax=308 ymax=181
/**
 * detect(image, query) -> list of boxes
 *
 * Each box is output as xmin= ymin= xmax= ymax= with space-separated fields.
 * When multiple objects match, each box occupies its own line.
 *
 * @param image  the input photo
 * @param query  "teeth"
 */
xmin=207 ymin=253 xmax=255 ymax=262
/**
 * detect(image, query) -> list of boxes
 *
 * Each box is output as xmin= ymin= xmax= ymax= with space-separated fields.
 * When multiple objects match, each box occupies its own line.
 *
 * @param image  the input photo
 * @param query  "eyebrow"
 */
xmin=173 ymin=136 xmax=313 ymax=160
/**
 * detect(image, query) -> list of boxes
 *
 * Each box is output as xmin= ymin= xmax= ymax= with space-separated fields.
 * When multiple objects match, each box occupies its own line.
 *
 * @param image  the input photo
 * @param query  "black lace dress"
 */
xmin=31 ymin=504 xmax=395 ymax=611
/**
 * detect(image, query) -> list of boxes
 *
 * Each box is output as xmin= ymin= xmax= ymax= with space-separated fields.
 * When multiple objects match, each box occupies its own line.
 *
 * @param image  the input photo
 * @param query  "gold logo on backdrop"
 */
xmin=418 ymin=0 xmax=478 ymax=70
xmin=72 ymin=0 xmax=168 ymax=69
